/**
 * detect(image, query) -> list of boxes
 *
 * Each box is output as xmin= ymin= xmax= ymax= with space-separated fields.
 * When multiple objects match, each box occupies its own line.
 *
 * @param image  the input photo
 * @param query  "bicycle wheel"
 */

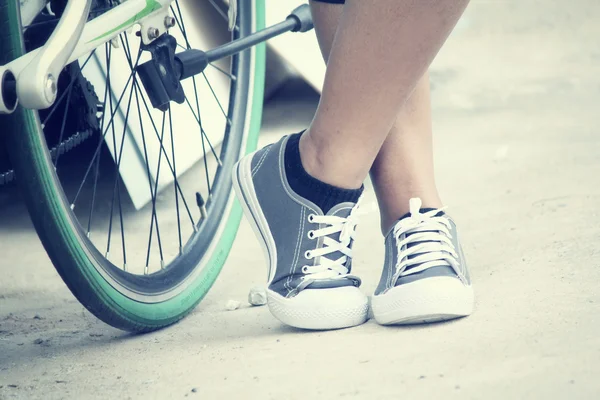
xmin=0 ymin=0 xmax=266 ymax=332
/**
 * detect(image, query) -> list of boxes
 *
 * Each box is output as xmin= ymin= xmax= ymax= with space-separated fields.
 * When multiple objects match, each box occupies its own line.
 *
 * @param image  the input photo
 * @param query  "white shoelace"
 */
xmin=393 ymin=198 xmax=460 ymax=279
xmin=301 ymin=200 xmax=363 ymax=281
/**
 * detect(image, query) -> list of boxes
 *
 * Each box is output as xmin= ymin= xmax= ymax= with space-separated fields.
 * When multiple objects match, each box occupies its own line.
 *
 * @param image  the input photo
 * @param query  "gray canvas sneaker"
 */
xmin=371 ymin=198 xmax=474 ymax=325
xmin=232 ymin=136 xmax=369 ymax=330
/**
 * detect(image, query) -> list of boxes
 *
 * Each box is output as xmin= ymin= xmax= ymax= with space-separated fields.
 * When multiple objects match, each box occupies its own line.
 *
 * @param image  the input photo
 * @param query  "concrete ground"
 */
xmin=2 ymin=0 xmax=600 ymax=398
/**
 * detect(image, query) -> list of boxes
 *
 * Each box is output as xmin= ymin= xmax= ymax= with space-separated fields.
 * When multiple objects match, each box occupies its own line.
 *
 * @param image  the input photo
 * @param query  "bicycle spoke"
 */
xmin=168 ymin=108 xmax=183 ymax=254
xmin=184 ymin=96 xmax=222 ymax=167
xmin=120 ymin=33 xmax=135 ymax=65
xmin=208 ymin=63 xmax=236 ymax=81
xmin=87 ymin=43 xmax=112 ymax=238
xmin=201 ymin=72 xmax=231 ymax=125
xmin=106 ymin=44 xmax=134 ymax=267
xmin=110 ymin=103 xmax=132 ymax=269
xmin=53 ymin=72 xmax=76 ymax=166
xmin=170 ymin=6 xmax=184 ymax=39
xmin=170 ymin=5 xmax=191 ymax=49
xmin=71 ymin=49 xmax=142 ymax=209
xmin=132 ymin=78 xmax=196 ymax=229
xmin=190 ymin=81 xmax=213 ymax=195
xmin=205 ymin=0 xmax=239 ymax=31
xmin=87 ymin=143 xmax=103 ymax=238
xmin=206 ymin=0 xmax=228 ymax=23
xmin=106 ymin=54 xmax=134 ymax=260
xmin=116 ymin=172 xmax=127 ymax=269
xmin=145 ymin=114 xmax=167 ymax=273
xmin=86 ymin=43 xmax=112 ymax=238
xmin=131 ymin=75 xmax=163 ymax=273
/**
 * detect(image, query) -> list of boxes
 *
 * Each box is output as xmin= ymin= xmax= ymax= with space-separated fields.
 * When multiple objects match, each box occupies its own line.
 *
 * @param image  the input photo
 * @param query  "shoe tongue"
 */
xmin=317 ymin=202 xmax=356 ymax=271
xmin=398 ymin=208 xmax=445 ymax=221
xmin=326 ymin=201 xmax=355 ymax=218
xmin=397 ymin=207 xmax=446 ymax=271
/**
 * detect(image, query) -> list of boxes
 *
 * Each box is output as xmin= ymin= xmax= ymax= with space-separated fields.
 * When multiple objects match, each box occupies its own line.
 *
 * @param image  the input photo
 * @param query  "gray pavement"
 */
xmin=1 ymin=0 xmax=600 ymax=398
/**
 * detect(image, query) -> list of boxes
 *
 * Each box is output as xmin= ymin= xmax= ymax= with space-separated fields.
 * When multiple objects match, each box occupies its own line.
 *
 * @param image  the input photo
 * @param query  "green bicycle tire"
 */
xmin=0 ymin=0 xmax=266 ymax=332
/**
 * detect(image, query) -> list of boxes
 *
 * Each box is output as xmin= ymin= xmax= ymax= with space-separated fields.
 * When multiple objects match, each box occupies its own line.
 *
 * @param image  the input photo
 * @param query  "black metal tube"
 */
xmin=205 ymin=17 xmax=297 ymax=63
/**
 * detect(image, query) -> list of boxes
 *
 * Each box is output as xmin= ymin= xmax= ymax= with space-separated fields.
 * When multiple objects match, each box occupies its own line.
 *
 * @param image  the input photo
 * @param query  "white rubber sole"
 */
xmin=232 ymin=152 xmax=277 ymax=282
xmin=232 ymin=153 xmax=368 ymax=330
xmin=371 ymin=276 xmax=474 ymax=325
xmin=267 ymin=287 xmax=369 ymax=330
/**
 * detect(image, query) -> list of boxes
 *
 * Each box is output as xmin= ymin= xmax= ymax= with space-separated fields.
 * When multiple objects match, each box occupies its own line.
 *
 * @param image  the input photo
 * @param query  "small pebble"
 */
xmin=247 ymin=286 xmax=267 ymax=306
xmin=191 ymin=388 xmax=198 ymax=393
xmin=225 ymin=300 xmax=241 ymax=311
xmin=33 ymin=315 xmax=43 ymax=320
xmin=33 ymin=338 xmax=44 ymax=345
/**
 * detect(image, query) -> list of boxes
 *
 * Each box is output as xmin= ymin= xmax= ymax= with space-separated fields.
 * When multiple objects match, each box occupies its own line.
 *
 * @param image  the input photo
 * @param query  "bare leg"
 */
xmin=301 ymin=0 xmax=468 ymax=192
xmin=370 ymin=80 xmax=442 ymax=232
xmin=310 ymin=1 xmax=444 ymax=232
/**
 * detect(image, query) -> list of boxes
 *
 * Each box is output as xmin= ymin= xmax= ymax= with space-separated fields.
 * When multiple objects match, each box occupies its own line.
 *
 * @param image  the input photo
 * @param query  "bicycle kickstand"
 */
xmin=137 ymin=4 xmax=314 ymax=112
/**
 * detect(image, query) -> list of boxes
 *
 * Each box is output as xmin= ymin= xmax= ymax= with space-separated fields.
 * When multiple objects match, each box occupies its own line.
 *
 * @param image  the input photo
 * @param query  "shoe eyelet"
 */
xmin=307 ymin=230 xmax=315 ymax=239
xmin=301 ymin=266 xmax=309 ymax=273
xmin=307 ymin=214 xmax=316 ymax=223
xmin=304 ymin=250 xmax=312 ymax=259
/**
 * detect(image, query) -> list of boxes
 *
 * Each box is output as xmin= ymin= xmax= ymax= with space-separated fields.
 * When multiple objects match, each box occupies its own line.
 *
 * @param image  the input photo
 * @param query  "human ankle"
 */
xmin=285 ymin=132 xmax=363 ymax=214
xmin=299 ymin=130 xmax=364 ymax=190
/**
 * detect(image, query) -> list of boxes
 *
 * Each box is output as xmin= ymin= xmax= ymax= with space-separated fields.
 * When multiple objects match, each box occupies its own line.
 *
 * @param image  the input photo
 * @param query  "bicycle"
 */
xmin=0 ymin=0 xmax=313 ymax=332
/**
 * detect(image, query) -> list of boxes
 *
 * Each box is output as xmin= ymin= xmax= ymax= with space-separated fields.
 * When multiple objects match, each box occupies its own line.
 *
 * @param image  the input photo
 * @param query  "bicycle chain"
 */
xmin=0 ymin=130 xmax=95 ymax=186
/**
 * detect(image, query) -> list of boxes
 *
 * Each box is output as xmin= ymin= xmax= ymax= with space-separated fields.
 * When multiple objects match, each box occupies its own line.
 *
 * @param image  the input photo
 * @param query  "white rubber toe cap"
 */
xmin=267 ymin=286 xmax=369 ymax=330
xmin=372 ymin=276 xmax=474 ymax=325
